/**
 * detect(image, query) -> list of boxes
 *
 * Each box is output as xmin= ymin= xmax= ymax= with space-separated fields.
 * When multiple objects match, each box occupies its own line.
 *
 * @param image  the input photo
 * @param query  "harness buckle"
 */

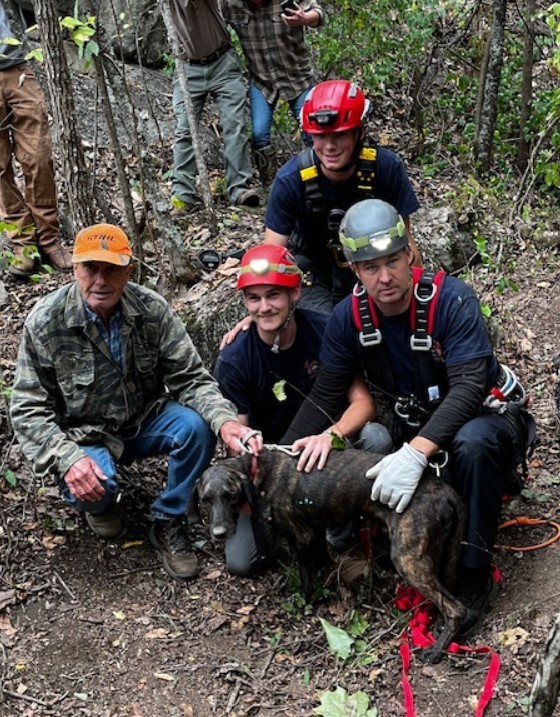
xmin=359 ymin=329 xmax=382 ymax=347
xmin=410 ymin=334 xmax=433 ymax=351
xmin=414 ymin=279 xmax=437 ymax=303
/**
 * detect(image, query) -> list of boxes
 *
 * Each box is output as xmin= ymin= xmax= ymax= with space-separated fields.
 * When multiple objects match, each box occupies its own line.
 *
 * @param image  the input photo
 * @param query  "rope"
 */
xmin=495 ymin=516 xmax=560 ymax=552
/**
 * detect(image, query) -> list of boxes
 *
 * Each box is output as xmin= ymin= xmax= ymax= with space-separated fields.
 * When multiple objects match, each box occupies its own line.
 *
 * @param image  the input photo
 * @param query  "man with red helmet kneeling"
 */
xmin=214 ymin=243 xmax=392 ymax=575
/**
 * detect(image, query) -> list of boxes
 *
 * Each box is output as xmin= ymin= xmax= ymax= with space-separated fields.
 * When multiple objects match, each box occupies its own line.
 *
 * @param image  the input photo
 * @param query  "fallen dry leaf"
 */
xmin=153 ymin=672 xmax=175 ymax=682
xmin=0 ymin=589 xmax=16 ymax=610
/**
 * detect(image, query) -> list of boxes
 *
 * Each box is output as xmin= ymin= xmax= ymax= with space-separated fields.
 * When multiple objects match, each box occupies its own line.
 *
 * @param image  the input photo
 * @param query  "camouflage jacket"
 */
xmin=10 ymin=281 xmax=238 ymax=478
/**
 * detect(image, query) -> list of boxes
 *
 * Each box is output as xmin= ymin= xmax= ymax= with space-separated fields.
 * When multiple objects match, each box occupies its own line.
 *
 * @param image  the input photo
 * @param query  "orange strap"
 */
xmin=495 ymin=516 xmax=560 ymax=552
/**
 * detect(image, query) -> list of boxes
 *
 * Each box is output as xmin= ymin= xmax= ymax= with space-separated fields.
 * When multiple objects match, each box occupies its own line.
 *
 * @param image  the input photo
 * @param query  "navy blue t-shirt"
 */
xmin=214 ymin=308 xmax=328 ymax=442
xmin=320 ymin=275 xmax=499 ymax=395
xmin=265 ymin=146 xmax=420 ymax=261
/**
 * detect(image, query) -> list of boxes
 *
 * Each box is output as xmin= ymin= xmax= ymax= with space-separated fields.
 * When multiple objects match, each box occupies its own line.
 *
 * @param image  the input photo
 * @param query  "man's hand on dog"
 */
xmin=219 ymin=421 xmax=263 ymax=455
xmin=366 ymin=442 xmax=428 ymax=513
xmin=291 ymin=432 xmax=333 ymax=472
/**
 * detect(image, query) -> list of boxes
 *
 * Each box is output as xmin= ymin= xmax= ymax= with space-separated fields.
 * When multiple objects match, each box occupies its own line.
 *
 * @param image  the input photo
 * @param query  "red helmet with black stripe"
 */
xmin=237 ymin=244 xmax=302 ymax=289
xmin=301 ymin=80 xmax=370 ymax=134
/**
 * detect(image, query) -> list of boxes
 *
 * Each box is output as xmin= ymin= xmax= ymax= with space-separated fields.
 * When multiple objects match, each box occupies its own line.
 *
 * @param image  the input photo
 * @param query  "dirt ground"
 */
xmin=1 ymin=61 xmax=560 ymax=717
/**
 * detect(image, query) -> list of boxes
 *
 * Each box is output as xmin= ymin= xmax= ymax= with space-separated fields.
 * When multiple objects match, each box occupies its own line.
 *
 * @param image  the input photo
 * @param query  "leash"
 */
xmin=395 ymin=575 xmax=501 ymax=717
xmin=495 ymin=516 xmax=560 ymax=552
xmin=263 ymin=443 xmax=301 ymax=457
xmin=241 ymin=443 xmax=300 ymax=484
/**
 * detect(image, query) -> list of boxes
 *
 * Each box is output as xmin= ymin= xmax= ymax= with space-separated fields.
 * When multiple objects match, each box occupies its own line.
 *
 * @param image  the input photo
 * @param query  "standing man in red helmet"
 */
xmin=214 ymin=242 xmax=392 ymax=575
xmin=264 ymin=79 xmax=421 ymax=312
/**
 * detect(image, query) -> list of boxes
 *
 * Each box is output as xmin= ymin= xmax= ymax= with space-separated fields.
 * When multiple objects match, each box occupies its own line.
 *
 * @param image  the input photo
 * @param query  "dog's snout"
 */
xmin=211 ymin=525 xmax=228 ymax=539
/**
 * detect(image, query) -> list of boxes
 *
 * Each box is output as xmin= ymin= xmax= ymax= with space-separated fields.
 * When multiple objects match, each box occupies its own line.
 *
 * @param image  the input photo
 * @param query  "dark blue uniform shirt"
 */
xmin=214 ymin=308 xmax=328 ymax=442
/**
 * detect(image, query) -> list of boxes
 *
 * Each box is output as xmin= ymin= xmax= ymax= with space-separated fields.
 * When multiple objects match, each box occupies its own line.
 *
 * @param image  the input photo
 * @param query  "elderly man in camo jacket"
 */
xmin=10 ymin=223 xmax=262 ymax=580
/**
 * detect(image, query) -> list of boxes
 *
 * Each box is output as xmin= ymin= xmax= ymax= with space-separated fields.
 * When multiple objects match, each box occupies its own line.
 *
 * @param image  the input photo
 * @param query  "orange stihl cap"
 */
xmin=72 ymin=224 xmax=132 ymax=266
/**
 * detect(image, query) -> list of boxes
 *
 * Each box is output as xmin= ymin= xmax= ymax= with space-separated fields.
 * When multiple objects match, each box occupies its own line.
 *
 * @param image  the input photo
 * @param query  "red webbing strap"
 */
xmin=395 ymin=581 xmax=501 ymax=717
xmin=408 ymin=267 xmax=445 ymax=334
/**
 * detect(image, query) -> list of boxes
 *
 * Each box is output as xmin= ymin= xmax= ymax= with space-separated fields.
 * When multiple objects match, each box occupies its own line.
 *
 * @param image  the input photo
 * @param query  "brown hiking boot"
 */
xmin=41 ymin=242 xmax=73 ymax=271
xmin=149 ymin=517 xmax=199 ymax=579
xmin=85 ymin=504 xmax=123 ymax=539
xmin=234 ymin=188 xmax=260 ymax=207
xmin=9 ymin=245 xmax=38 ymax=277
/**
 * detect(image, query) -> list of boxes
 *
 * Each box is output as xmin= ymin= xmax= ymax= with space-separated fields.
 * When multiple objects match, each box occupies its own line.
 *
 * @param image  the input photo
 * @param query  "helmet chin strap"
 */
xmin=270 ymin=304 xmax=296 ymax=354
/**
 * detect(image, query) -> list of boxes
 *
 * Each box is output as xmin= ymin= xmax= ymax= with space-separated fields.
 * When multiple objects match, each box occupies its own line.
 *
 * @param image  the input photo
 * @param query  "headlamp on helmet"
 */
xmin=237 ymin=244 xmax=302 ymax=289
xmin=339 ymin=199 xmax=408 ymax=263
xmin=301 ymin=80 xmax=370 ymax=135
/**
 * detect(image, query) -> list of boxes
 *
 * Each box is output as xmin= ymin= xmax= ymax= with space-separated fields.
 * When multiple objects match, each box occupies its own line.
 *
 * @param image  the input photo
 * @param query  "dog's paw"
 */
xmin=418 ymin=644 xmax=444 ymax=664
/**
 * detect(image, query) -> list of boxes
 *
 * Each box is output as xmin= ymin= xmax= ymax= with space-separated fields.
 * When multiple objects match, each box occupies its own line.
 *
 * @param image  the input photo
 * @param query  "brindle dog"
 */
xmin=196 ymin=447 xmax=467 ymax=663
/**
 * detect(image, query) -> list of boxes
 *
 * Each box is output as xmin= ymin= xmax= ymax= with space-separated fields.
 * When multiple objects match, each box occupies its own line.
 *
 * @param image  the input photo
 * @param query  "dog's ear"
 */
xmin=229 ymin=468 xmax=250 ymax=489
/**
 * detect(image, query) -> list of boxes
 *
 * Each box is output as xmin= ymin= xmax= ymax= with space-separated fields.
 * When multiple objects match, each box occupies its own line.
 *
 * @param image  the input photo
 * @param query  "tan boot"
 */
xmin=9 ymin=245 xmax=38 ymax=278
xmin=41 ymin=241 xmax=73 ymax=271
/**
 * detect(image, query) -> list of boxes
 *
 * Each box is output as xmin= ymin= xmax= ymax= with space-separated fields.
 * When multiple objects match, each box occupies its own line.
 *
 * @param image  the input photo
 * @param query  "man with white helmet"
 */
xmin=282 ymin=198 xmax=535 ymax=639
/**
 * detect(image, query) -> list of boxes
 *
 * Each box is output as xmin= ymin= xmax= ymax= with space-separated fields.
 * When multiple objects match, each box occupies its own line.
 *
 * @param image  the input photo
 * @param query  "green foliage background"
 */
xmin=303 ymin=0 xmax=559 ymax=191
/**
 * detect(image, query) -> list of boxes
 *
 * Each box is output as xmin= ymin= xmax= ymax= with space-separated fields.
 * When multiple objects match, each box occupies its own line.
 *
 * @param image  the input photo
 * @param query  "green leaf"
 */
xmin=313 ymin=686 xmax=378 ymax=716
xmin=272 ymin=380 xmax=287 ymax=402
xmin=347 ymin=609 xmax=369 ymax=637
xmin=319 ymin=617 xmax=354 ymax=660
xmin=73 ymin=27 xmax=96 ymax=43
xmin=60 ymin=16 xmax=83 ymax=29
xmin=4 ymin=470 xmax=17 ymax=487
xmin=25 ymin=48 xmax=43 ymax=63
xmin=171 ymin=195 xmax=185 ymax=210
xmin=0 ymin=36 xmax=22 ymax=46
xmin=330 ymin=433 xmax=347 ymax=450
xmin=84 ymin=41 xmax=99 ymax=62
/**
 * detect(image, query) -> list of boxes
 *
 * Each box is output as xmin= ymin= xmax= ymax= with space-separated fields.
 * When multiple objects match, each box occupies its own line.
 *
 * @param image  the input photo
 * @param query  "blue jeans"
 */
xmin=61 ymin=400 xmax=216 ymax=520
xmin=249 ymin=83 xmax=313 ymax=149
xmin=172 ymin=50 xmax=253 ymax=204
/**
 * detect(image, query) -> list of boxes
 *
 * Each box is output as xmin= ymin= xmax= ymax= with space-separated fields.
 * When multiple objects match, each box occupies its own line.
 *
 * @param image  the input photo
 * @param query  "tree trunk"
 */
xmin=32 ymin=0 xmax=98 ymax=232
xmin=157 ymin=0 xmax=215 ymax=224
xmin=529 ymin=613 xmax=560 ymax=717
xmin=516 ymin=0 xmax=536 ymax=172
xmin=92 ymin=50 xmax=141 ymax=254
xmin=474 ymin=0 xmax=507 ymax=174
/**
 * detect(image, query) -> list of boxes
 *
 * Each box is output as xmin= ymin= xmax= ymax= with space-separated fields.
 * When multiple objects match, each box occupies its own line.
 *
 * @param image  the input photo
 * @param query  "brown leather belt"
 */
xmin=188 ymin=44 xmax=231 ymax=66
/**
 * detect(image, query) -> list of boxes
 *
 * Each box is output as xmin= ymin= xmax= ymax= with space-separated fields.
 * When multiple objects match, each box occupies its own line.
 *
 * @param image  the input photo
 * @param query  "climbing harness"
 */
xmin=353 ymin=267 xmax=447 ymax=428
xmin=297 ymin=145 xmax=378 ymax=268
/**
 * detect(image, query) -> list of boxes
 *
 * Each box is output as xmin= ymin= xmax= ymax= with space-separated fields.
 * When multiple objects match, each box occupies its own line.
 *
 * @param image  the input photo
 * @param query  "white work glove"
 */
xmin=366 ymin=442 xmax=428 ymax=513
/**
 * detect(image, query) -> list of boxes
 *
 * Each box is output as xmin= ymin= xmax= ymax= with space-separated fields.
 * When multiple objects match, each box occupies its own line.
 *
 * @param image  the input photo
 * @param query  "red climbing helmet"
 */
xmin=301 ymin=80 xmax=370 ymax=134
xmin=237 ymin=244 xmax=302 ymax=289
